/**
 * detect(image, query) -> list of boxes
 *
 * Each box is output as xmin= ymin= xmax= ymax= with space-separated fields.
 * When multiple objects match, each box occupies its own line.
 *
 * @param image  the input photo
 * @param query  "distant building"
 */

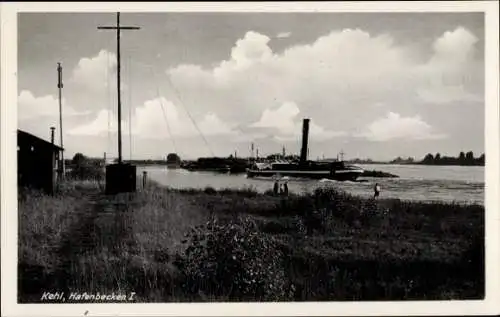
xmin=17 ymin=129 xmax=64 ymax=194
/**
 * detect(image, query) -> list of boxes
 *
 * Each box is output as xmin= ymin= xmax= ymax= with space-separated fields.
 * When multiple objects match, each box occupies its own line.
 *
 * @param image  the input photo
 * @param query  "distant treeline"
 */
xmin=348 ymin=151 xmax=485 ymax=166
xmin=78 ymin=150 xmax=484 ymax=167
xmin=125 ymin=159 xmax=170 ymax=165
xmin=347 ymin=157 xmax=416 ymax=165
xmin=419 ymin=151 xmax=485 ymax=166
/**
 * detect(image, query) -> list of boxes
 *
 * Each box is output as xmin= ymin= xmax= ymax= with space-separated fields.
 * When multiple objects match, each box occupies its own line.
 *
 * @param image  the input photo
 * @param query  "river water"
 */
xmin=139 ymin=164 xmax=485 ymax=205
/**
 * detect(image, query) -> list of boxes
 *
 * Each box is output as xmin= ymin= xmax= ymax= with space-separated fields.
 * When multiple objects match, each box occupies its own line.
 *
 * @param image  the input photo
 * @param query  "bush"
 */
xmin=68 ymin=153 xmax=104 ymax=181
xmin=219 ymin=187 xmax=259 ymax=198
xmin=264 ymin=189 xmax=275 ymax=196
xmin=176 ymin=216 xmax=293 ymax=301
xmin=203 ymin=187 xmax=217 ymax=195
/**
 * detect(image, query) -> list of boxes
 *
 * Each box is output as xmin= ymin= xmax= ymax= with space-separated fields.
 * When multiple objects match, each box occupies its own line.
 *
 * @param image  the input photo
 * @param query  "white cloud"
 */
xmin=67 ymin=109 xmax=126 ymax=136
xmin=251 ymin=102 xmax=345 ymax=142
xmin=276 ymin=32 xmax=292 ymax=39
xmin=71 ymin=49 xmax=117 ymax=92
xmin=167 ymin=26 xmax=482 ymax=138
xmin=432 ymin=27 xmax=479 ymax=64
xmin=198 ymin=112 xmax=237 ymax=136
xmin=251 ymin=101 xmax=300 ymax=134
xmin=68 ymin=96 xmax=239 ymax=140
xmin=132 ymin=97 xmax=183 ymax=139
xmin=358 ymin=112 xmax=447 ymax=142
xmin=417 ymin=85 xmax=483 ymax=105
xmin=415 ymin=27 xmax=483 ymax=105
xmin=309 ymin=122 xmax=348 ymax=141
xmin=132 ymin=97 xmax=238 ymax=139
xmin=212 ymin=31 xmax=275 ymax=81
xmin=18 ymin=90 xmax=87 ymax=121
xmin=67 ymin=50 xmax=126 ymax=113
xmin=36 ymin=25 xmax=482 ymax=159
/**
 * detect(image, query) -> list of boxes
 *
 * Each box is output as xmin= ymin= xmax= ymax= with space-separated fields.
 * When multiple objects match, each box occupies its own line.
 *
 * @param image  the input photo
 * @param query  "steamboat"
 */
xmin=246 ymin=119 xmax=364 ymax=181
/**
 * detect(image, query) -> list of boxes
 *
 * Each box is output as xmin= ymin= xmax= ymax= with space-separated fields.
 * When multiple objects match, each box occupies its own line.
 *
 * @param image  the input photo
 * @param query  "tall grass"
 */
xmin=18 ymin=180 xmax=101 ymax=300
xmin=18 ymin=180 xmax=207 ymax=302
xmin=18 ymin=182 xmax=484 ymax=302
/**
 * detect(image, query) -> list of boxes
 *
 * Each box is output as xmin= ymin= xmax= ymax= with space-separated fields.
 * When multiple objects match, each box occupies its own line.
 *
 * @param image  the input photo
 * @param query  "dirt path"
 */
xmin=50 ymin=191 xmax=135 ymax=298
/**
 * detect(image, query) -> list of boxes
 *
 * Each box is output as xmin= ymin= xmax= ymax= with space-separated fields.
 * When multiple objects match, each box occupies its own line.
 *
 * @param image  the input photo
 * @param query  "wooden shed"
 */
xmin=17 ymin=129 xmax=64 ymax=194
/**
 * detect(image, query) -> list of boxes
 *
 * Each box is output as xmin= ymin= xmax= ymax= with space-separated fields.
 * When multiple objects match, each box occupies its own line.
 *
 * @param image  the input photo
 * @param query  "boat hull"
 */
xmin=246 ymin=169 xmax=363 ymax=181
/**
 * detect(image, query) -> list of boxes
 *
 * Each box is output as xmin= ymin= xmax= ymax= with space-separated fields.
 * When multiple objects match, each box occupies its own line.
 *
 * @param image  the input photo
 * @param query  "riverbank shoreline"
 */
xmin=18 ymin=179 xmax=484 ymax=302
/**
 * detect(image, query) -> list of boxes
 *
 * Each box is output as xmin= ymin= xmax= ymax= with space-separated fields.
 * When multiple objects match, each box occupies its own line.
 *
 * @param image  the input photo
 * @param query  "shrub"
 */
xmin=218 ymin=187 xmax=259 ymax=198
xmin=177 ymin=216 xmax=293 ymax=301
xmin=203 ymin=187 xmax=217 ymax=195
xmin=67 ymin=153 xmax=105 ymax=181
xmin=264 ymin=189 xmax=275 ymax=196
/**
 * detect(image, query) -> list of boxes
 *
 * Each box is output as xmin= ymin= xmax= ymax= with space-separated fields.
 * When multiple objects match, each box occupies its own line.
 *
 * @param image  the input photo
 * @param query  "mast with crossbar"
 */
xmin=339 ymin=149 xmax=345 ymax=161
xmin=97 ymin=12 xmax=140 ymax=164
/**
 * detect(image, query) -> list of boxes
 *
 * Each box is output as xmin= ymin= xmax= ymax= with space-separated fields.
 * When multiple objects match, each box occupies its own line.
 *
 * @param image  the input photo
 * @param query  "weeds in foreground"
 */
xmin=18 ymin=182 xmax=484 ymax=302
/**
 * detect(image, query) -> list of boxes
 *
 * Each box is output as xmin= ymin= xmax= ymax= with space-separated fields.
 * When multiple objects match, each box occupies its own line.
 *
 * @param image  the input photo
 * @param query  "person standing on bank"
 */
xmin=283 ymin=180 xmax=289 ymax=196
xmin=273 ymin=179 xmax=280 ymax=196
xmin=374 ymin=183 xmax=381 ymax=199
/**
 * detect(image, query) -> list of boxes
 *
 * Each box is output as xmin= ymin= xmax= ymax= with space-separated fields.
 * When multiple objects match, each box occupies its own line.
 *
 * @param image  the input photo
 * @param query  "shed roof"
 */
xmin=18 ymin=129 xmax=64 ymax=151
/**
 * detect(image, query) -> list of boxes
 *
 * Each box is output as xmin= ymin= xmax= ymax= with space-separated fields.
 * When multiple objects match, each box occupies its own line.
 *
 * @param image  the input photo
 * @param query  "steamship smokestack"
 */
xmin=300 ymin=118 xmax=310 ymax=165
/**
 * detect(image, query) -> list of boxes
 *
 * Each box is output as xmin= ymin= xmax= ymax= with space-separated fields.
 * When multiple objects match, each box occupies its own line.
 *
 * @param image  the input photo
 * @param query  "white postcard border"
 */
xmin=1 ymin=1 xmax=499 ymax=316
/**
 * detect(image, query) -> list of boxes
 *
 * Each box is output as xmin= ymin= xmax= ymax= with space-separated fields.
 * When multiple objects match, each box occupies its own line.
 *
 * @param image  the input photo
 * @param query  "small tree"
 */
xmin=466 ymin=151 xmax=474 ymax=162
xmin=434 ymin=153 xmax=441 ymax=163
xmin=166 ymin=153 xmax=181 ymax=164
xmin=459 ymin=152 xmax=466 ymax=163
xmin=72 ymin=153 xmax=86 ymax=166
xmin=69 ymin=153 xmax=103 ymax=180
xmin=478 ymin=153 xmax=485 ymax=165
xmin=422 ymin=153 xmax=434 ymax=164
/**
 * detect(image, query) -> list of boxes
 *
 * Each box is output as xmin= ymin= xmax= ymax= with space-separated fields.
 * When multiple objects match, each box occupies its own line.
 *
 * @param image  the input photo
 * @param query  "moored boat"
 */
xmin=246 ymin=160 xmax=364 ymax=181
xmin=246 ymin=118 xmax=364 ymax=181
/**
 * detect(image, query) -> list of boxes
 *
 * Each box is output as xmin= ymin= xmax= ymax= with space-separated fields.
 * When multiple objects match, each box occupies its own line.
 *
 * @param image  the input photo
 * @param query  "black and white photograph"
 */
xmin=1 ymin=1 xmax=499 ymax=316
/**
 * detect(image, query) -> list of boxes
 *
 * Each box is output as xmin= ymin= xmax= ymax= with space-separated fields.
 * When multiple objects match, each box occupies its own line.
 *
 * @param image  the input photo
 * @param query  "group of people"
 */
xmin=273 ymin=178 xmax=289 ymax=196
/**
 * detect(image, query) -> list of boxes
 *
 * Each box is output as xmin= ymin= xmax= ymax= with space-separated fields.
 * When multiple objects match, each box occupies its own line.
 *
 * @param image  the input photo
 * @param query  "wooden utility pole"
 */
xmin=128 ymin=56 xmax=132 ymax=161
xmin=98 ymin=12 xmax=140 ymax=164
xmin=50 ymin=126 xmax=57 ymax=193
xmin=57 ymin=63 xmax=65 ymax=179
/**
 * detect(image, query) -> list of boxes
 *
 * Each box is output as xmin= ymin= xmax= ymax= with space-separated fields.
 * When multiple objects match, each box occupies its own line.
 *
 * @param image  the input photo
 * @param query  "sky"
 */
xmin=18 ymin=12 xmax=485 ymax=161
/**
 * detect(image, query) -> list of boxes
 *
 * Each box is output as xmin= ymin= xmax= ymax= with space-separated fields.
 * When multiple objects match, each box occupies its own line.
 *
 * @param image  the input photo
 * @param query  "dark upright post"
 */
xmin=50 ymin=127 xmax=56 ymax=194
xmin=116 ymin=12 xmax=122 ymax=164
xmin=50 ymin=127 xmax=55 ymax=145
xmin=300 ymin=118 xmax=310 ymax=165
xmin=98 ymin=12 xmax=140 ymax=195
xmin=57 ymin=63 xmax=65 ymax=180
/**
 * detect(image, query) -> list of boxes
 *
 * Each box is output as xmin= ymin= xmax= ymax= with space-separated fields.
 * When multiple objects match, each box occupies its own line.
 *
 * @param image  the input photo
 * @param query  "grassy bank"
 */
xmin=18 ymin=181 xmax=484 ymax=302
